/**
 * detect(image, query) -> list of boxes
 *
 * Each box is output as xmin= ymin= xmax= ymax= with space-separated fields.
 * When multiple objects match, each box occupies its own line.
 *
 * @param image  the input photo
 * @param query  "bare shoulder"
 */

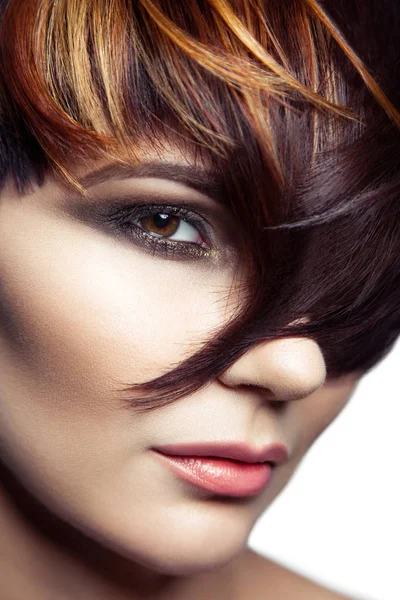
xmin=236 ymin=549 xmax=358 ymax=600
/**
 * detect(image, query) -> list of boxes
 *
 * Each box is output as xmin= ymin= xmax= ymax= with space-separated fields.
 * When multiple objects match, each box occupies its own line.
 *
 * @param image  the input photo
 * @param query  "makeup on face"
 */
xmin=53 ymin=161 xmax=242 ymax=267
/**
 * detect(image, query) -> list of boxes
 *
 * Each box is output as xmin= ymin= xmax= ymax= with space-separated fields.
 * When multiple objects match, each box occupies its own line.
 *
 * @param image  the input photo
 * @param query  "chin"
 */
xmin=123 ymin=540 xmax=242 ymax=577
xmin=78 ymin=502 xmax=253 ymax=576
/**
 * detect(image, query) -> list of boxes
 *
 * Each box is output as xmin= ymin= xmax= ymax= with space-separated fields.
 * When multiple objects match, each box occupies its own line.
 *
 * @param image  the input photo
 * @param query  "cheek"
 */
xmin=0 ymin=206 xmax=237 ymax=400
xmin=0 ymin=207 xmax=239 ymax=468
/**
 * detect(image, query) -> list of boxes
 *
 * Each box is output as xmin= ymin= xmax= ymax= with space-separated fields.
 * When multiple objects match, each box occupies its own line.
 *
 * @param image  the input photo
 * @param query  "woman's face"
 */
xmin=0 ymin=147 xmax=361 ymax=576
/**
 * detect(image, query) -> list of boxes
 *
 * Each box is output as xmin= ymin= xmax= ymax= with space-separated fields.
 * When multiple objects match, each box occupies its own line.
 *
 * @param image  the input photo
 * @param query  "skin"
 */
xmin=0 ymin=147 xmax=361 ymax=599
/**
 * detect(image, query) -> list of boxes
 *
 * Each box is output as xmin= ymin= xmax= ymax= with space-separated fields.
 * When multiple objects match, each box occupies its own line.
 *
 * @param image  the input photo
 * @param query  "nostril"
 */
xmin=268 ymin=399 xmax=288 ymax=414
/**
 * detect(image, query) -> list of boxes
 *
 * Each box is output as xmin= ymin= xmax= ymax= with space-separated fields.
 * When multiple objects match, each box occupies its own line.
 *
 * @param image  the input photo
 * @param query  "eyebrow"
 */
xmin=78 ymin=162 xmax=224 ymax=202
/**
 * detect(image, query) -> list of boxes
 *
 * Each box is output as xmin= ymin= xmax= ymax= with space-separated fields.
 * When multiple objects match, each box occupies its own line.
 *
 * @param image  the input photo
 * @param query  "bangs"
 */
xmin=0 ymin=0 xmax=399 ymax=410
xmin=0 ymin=0 xmax=398 ymax=190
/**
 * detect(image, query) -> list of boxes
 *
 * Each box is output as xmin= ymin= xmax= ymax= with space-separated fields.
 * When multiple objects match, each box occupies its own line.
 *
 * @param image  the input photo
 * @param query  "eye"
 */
xmin=99 ymin=202 xmax=218 ymax=260
xmin=132 ymin=211 xmax=207 ymax=247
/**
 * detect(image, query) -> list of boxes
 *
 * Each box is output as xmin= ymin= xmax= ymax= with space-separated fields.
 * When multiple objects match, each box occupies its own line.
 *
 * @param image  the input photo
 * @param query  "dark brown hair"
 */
xmin=0 ymin=0 xmax=399 ymax=410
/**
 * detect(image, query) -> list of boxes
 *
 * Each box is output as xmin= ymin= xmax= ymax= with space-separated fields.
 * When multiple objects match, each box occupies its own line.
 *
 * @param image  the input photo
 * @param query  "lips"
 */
xmin=152 ymin=441 xmax=289 ymax=465
xmin=152 ymin=441 xmax=288 ymax=497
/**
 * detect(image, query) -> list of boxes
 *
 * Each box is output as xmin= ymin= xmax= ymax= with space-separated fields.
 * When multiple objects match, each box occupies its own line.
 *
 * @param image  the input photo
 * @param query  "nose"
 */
xmin=218 ymin=336 xmax=327 ymax=401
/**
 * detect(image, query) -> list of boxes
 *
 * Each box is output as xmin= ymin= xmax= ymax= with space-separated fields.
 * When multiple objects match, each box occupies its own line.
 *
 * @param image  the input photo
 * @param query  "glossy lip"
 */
xmin=152 ymin=441 xmax=289 ymax=465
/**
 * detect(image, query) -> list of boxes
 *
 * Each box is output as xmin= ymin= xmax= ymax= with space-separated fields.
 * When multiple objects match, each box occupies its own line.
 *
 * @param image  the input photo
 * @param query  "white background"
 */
xmin=249 ymin=337 xmax=400 ymax=600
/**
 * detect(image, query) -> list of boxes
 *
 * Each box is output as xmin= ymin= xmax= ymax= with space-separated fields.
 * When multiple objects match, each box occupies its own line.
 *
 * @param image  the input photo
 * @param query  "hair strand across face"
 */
xmin=0 ymin=0 xmax=399 ymax=410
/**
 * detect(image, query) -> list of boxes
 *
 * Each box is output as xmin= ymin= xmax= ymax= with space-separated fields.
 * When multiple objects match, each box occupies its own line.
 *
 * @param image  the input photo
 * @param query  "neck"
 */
xmin=0 ymin=461 xmax=238 ymax=600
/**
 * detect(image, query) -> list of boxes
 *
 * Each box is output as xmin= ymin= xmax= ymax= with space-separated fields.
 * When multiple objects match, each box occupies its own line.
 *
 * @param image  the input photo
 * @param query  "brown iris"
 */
xmin=140 ymin=214 xmax=180 ymax=238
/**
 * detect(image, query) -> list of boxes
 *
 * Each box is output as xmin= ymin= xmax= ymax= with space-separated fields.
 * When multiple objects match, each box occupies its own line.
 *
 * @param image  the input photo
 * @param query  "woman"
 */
xmin=0 ymin=0 xmax=398 ymax=598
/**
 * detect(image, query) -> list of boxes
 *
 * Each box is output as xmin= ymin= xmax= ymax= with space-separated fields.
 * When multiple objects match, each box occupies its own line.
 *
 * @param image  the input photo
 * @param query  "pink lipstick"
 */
xmin=152 ymin=441 xmax=288 ymax=498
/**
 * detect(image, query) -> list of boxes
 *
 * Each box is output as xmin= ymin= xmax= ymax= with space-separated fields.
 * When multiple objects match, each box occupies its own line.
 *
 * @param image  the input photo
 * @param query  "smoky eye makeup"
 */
xmin=92 ymin=198 xmax=218 ymax=260
xmin=59 ymin=187 xmax=238 ymax=263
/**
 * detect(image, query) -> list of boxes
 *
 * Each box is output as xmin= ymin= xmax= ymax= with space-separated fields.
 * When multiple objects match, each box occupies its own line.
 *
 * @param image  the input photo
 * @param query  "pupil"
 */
xmin=153 ymin=214 xmax=171 ymax=229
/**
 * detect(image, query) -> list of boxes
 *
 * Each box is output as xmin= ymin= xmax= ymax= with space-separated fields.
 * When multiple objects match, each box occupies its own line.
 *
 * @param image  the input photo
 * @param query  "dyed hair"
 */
xmin=0 ymin=0 xmax=399 ymax=410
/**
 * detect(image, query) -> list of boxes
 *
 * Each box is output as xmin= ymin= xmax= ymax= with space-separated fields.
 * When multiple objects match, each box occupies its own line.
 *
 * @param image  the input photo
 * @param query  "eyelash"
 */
xmin=101 ymin=203 xmax=216 ymax=260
